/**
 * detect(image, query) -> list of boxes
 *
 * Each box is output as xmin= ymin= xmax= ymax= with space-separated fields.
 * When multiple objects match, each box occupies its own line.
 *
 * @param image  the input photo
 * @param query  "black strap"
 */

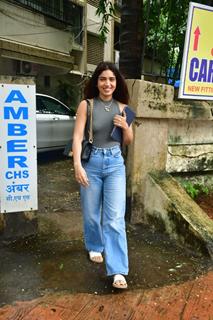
xmin=85 ymin=99 xmax=93 ymax=143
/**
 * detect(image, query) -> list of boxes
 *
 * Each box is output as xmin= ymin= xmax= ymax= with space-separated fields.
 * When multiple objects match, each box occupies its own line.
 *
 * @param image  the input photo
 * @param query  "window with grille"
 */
xmin=87 ymin=0 xmax=100 ymax=8
xmin=11 ymin=0 xmax=83 ymax=44
xmin=87 ymin=33 xmax=104 ymax=65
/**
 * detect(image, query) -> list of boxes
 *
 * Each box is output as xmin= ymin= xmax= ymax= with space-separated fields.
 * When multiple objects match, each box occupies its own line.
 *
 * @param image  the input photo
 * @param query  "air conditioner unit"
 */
xmin=16 ymin=61 xmax=37 ymax=75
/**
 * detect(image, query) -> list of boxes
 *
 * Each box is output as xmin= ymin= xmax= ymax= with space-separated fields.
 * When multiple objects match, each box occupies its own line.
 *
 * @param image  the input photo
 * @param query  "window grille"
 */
xmin=11 ymin=0 xmax=83 ymax=44
xmin=87 ymin=0 xmax=99 ymax=8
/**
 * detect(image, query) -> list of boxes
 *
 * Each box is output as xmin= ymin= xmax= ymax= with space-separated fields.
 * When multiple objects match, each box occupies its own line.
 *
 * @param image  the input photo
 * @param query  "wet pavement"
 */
xmin=0 ymin=224 xmax=212 ymax=308
xmin=0 ymin=151 xmax=212 ymax=309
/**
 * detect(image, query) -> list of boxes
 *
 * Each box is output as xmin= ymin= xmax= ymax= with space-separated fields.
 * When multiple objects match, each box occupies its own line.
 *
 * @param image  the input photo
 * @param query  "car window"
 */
xmin=69 ymin=107 xmax=76 ymax=117
xmin=39 ymin=96 xmax=71 ymax=115
xmin=36 ymin=95 xmax=47 ymax=112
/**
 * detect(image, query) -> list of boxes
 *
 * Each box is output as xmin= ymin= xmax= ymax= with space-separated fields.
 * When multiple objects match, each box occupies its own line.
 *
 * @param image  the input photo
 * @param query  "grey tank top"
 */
xmin=92 ymin=97 xmax=121 ymax=148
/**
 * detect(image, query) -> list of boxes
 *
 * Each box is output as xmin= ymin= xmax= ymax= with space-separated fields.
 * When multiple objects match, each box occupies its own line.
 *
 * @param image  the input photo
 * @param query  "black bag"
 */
xmin=64 ymin=140 xmax=92 ymax=160
xmin=81 ymin=99 xmax=94 ymax=162
xmin=81 ymin=140 xmax=92 ymax=161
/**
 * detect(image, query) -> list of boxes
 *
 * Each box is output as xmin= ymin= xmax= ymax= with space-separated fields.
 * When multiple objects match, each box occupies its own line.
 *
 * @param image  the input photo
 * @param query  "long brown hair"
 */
xmin=84 ymin=62 xmax=129 ymax=104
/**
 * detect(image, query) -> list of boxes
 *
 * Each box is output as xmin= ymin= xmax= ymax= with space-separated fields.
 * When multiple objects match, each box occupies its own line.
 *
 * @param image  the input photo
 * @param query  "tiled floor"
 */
xmin=0 ymin=270 xmax=212 ymax=320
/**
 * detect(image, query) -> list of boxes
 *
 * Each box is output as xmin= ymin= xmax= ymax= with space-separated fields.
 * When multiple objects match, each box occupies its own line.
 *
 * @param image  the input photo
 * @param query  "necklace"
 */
xmin=99 ymin=98 xmax=114 ymax=112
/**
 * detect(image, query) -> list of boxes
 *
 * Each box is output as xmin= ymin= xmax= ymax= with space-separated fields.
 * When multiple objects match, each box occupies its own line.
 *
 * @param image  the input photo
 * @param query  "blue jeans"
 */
xmin=80 ymin=145 xmax=128 ymax=276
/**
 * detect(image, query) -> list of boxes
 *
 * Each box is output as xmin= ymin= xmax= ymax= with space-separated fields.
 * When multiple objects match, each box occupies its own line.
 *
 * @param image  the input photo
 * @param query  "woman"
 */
xmin=72 ymin=61 xmax=133 ymax=289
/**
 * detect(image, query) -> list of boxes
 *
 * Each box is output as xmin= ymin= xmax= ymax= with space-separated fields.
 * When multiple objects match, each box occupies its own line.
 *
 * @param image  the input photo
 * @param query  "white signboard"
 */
xmin=0 ymin=84 xmax=38 ymax=213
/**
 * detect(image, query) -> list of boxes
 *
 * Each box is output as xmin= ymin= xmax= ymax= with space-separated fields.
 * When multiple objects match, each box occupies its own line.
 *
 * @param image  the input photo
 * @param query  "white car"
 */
xmin=36 ymin=94 xmax=75 ymax=153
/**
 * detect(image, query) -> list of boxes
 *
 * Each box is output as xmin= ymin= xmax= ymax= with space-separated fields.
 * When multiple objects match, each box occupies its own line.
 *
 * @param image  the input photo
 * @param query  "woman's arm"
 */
xmin=121 ymin=121 xmax=133 ymax=145
xmin=72 ymin=100 xmax=89 ymax=187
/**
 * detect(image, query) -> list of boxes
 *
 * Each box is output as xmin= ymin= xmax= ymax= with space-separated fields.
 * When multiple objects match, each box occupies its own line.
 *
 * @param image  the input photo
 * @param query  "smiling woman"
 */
xmin=72 ymin=61 xmax=134 ymax=289
xmin=97 ymin=72 xmax=117 ymax=100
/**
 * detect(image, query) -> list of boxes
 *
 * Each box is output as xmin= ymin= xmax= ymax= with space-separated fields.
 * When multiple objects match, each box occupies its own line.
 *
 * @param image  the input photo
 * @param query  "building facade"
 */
xmin=0 ymin=0 xmax=119 ymax=107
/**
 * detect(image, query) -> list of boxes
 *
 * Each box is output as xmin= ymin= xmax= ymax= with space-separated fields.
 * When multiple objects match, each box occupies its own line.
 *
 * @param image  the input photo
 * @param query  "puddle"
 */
xmin=0 ymin=224 xmax=212 ymax=307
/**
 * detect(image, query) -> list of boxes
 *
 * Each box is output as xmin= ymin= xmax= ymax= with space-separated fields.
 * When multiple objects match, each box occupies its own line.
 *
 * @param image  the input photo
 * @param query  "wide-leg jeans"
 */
xmin=80 ymin=145 xmax=129 ymax=276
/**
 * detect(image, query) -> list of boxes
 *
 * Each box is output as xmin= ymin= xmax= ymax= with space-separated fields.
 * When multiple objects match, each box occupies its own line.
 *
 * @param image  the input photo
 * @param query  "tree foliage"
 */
xmin=96 ymin=0 xmax=115 ymax=43
xmin=96 ymin=0 xmax=143 ymax=79
xmin=144 ymin=0 xmax=189 ymax=80
xmin=119 ymin=0 xmax=143 ymax=79
xmin=145 ymin=0 xmax=213 ymax=81
xmin=97 ymin=0 xmax=213 ymax=80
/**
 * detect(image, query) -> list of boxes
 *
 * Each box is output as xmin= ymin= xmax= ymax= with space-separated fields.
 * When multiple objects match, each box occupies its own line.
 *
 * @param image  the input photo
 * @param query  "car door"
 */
xmin=38 ymin=95 xmax=75 ymax=149
xmin=36 ymin=95 xmax=55 ymax=151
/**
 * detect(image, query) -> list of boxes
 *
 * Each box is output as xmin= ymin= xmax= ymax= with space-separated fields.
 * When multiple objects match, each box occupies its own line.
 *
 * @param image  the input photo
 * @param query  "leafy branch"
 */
xmin=96 ymin=0 xmax=115 ymax=43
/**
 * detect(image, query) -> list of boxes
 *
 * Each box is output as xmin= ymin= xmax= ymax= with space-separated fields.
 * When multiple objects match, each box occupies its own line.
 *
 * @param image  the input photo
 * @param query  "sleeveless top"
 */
xmin=92 ymin=97 xmax=121 ymax=148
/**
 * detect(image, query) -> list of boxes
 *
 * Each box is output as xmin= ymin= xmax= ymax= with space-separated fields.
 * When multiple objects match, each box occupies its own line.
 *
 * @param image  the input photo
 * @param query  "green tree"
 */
xmin=97 ymin=0 xmax=143 ymax=79
xmin=144 ymin=0 xmax=189 ymax=81
xmin=119 ymin=0 xmax=143 ymax=79
xmin=97 ymin=0 xmax=213 ymax=80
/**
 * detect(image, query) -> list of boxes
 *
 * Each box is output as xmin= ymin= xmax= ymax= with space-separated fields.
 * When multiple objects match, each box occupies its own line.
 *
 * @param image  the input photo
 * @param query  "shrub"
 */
xmin=183 ymin=182 xmax=209 ymax=199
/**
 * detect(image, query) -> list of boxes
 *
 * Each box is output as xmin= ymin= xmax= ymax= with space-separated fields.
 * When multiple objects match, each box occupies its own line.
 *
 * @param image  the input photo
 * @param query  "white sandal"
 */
xmin=89 ymin=251 xmax=103 ymax=264
xmin=112 ymin=274 xmax=128 ymax=289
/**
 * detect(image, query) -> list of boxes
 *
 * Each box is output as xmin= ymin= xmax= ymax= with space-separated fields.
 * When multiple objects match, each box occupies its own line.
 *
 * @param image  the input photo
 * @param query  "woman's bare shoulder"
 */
xmin=76 ymin=100 xmax=88 ymax=117
xmin=77 ymin=99 xmax=87 ymax=110
xmin=78 ymin=99 xmax=87 ymax=108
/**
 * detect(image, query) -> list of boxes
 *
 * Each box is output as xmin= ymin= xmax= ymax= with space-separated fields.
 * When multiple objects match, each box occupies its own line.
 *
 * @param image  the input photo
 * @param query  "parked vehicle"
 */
xmin=36 ymin=94 xmax=76 ymax=153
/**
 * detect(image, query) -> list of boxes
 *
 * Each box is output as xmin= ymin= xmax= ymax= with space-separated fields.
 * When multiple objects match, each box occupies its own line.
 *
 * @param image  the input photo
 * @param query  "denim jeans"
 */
xmin=80 ymin=145 xmax=128 ymax=276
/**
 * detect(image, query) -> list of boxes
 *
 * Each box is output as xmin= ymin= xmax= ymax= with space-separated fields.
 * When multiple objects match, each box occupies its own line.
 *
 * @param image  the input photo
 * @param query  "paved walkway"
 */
xmin=0 ymin=270 xmax=212 ymax=320
xmin=1 ymin=157 xmax=212 ymax=319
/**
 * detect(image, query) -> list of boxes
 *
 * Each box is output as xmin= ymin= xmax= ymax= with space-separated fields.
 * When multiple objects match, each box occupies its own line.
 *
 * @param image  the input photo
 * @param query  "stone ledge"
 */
xmin=166 ymin=144 xmax=213 ymax=172
xmin=127 ymin=80 xmax=213 ymax=120
xmin=143 ymin=171 xmax=213 ymax=258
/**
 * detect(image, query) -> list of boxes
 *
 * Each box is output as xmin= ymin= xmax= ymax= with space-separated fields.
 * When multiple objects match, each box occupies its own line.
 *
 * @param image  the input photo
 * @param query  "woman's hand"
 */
xmin=74 ymin=163 xmax=89 ymax=187
xmin=113 ymin=111 xmax=128 ymax=130
xmin=113 ymin=109 xmax=133 ymax=145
